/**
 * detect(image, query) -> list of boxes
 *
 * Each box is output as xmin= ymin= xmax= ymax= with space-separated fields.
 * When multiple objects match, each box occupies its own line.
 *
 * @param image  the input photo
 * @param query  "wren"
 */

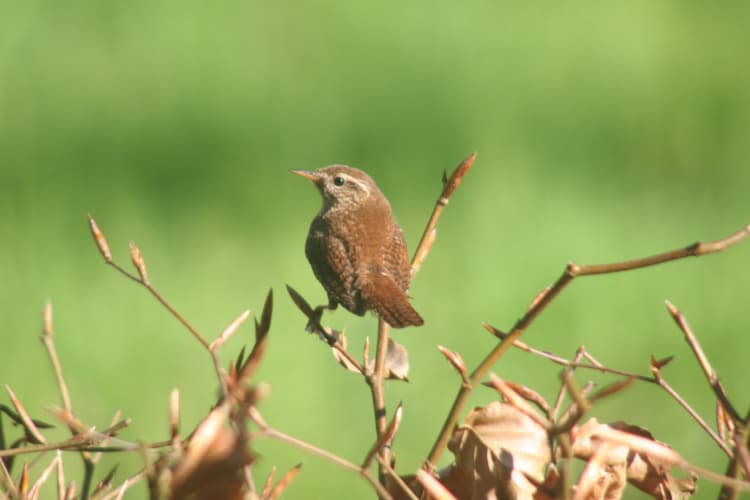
xmin=292 ymin=165 xmax=424 ymax=329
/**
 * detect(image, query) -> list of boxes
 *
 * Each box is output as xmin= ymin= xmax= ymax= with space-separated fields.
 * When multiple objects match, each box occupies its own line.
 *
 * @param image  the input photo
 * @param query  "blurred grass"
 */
xmin=1 ymin=1 xmax=749 ymax=498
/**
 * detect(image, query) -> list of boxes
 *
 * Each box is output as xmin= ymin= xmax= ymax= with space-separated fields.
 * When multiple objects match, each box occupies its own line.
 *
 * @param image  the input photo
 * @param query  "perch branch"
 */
xmin=369 ymin=153 xmax=475 ymax=483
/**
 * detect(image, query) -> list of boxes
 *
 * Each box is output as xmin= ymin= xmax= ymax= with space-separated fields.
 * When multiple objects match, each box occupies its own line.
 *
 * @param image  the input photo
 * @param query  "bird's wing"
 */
xmin=384 ymin=226 xmax=413 ymax=292
xmin=305 ymin=219 xmax=360 ymax=313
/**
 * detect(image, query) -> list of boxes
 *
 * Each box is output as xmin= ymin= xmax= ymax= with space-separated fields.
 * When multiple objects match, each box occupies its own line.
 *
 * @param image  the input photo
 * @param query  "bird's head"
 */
xmin=291 ymin=165 xmax=386 ymax=212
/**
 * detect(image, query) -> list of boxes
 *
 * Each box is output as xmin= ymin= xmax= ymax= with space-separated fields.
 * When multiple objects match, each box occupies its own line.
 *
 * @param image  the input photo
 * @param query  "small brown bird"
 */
xmin=292 ymin=165 xmax=424 ymax=328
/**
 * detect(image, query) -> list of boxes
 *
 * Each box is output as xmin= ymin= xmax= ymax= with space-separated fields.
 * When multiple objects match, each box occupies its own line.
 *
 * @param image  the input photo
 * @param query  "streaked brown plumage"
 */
xmin=292 ymin=165 xmax=423 ymax=328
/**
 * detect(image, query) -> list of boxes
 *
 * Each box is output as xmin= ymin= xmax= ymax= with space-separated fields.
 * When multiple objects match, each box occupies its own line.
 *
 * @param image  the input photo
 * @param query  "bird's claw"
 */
xmin=305 ymin=305 xmax=326 ymax=334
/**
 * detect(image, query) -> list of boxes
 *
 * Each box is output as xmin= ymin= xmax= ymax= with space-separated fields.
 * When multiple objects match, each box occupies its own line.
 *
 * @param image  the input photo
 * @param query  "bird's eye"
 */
xmin=333 ymin=176 xmax=346 ymax=186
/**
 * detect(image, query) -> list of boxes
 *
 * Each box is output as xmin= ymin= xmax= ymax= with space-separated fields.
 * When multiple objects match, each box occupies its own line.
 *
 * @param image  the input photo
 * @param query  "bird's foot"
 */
xmin=305 ymin=304 xmax=327 ymax=334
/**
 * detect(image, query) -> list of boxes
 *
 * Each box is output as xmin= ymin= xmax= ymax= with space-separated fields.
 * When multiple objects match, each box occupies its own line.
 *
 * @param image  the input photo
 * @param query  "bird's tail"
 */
xmin=359 ymin=272 xmax=424 ymax=328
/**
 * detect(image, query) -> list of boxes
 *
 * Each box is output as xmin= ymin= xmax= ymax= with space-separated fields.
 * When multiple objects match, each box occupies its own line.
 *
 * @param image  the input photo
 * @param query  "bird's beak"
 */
xmin=290 ymin=169 xmax=321 ymax=184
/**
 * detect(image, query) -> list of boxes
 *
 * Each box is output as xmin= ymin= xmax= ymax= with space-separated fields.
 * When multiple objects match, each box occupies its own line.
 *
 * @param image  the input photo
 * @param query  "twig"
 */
xmin=4 ymin=386 xmax=46 ymax=444
xmin=248 ymin=408 xmax=392 ymax=500
xmin=368 ymin=317 xmax=391 ymax=483
xmin=492 ymin=325 xmax=735 ymax=456
xmin=651 ymin=362 xmax=732 ymax=457
xmin=415 ymin=470 xmax=456 ymax=500
xmin=411 ymin=152 xmax=476 ymax=277
xmin=426 ymin=225 xmax=750 ymax=466
xmin=352 ymin=152 xmax=473 ymax=484
xmin=286 ymin=285 xmax=364 ymax=374
xmin=376 ymin=456 xmax=419 ymax=500
xmin=28 ymin=454 xmax=60 ymax=499
xmin=40 ymin=302 xmax=72 ymax=412
xmin=550 ymin=347 xmax=586 ymax=421
xmin=100 ymin=471 xmax=146 ymax=500
xmin=0 ymin=457 xmax=17 ymax=497
xmin=87 ymin=215 xmax=229 ymax=397
xmin=664 ymin=300 xmax=741 ymax=422
xmin=362 ymin=403 xmax=403 ymax=470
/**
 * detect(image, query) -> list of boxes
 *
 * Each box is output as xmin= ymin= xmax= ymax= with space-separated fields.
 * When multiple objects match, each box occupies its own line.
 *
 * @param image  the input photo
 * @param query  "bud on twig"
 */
xmin=43 ymin=301 xmax=53 ymax=337
xmin=170 ymin=388 xmax=180 ymax=444
xmin=128 ymin=241 xmax=149 ymax=284
xmin=441 ymin=152 xmax=476 ymax=201
xmin=87 ymin=214 xmax=113 ymax=263
xmin=211 ymin=310 xmax=251 ymax=351
xmin=437 ymin=345 xmax=468 ymax=384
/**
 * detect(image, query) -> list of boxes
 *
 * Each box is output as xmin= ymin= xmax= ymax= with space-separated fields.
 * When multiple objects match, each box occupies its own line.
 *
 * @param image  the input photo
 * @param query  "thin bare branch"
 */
xmin=665 ymin=300 xmax=740 ymax=422
xmin=487 ymin=374 xmax=549 ymax=430
xmin=362 ymin=403 xmax=403 ymax=470
xmin=411 ymin=152 xmax=476 ymax=277
xmin=369 ymin=317 xmax=391 ymax=483
xmin=376 ymin=457 xmax=419 ymax=500
xmin=39 ymin=302 xmax=73 ymax=415
xmin=0 ymin=457 xmax=17 ymax=497
xmin=426 ymin=225 xmax=750 ymax=466
xmin=651 ymin=362 xmax=732 ymax=457
xmin=249 ymin=408 xmax=392 ymax=500
xmin=416 ymin=470 xmax=456 ymax=500
xmin=5 ymin=386 xmax=46 ymax=445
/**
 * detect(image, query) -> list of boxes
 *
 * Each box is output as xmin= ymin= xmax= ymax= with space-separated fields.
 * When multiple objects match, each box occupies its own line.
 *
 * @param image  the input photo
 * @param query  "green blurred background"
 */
xmin=2 ymin=1 xmax=749 ymax=498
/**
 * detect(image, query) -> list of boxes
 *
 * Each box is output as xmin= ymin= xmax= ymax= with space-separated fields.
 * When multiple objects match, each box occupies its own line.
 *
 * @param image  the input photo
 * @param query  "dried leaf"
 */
xmin=573 ymin=419 xmax=697 ymax=499
xmin=256 ymin=288 xmax=273 ymax=342
xmin=239 ymin=290 xmax=273 ymax=382
xmin=170 ymin=405 xmax=254 ymax=500
xmin=447 ymin=401 xmax=550 ymax=499
xmin=385 ymin=338 xmax=409 ymax=381
xmin=330 ymin=332 xmax=361 ymax=374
